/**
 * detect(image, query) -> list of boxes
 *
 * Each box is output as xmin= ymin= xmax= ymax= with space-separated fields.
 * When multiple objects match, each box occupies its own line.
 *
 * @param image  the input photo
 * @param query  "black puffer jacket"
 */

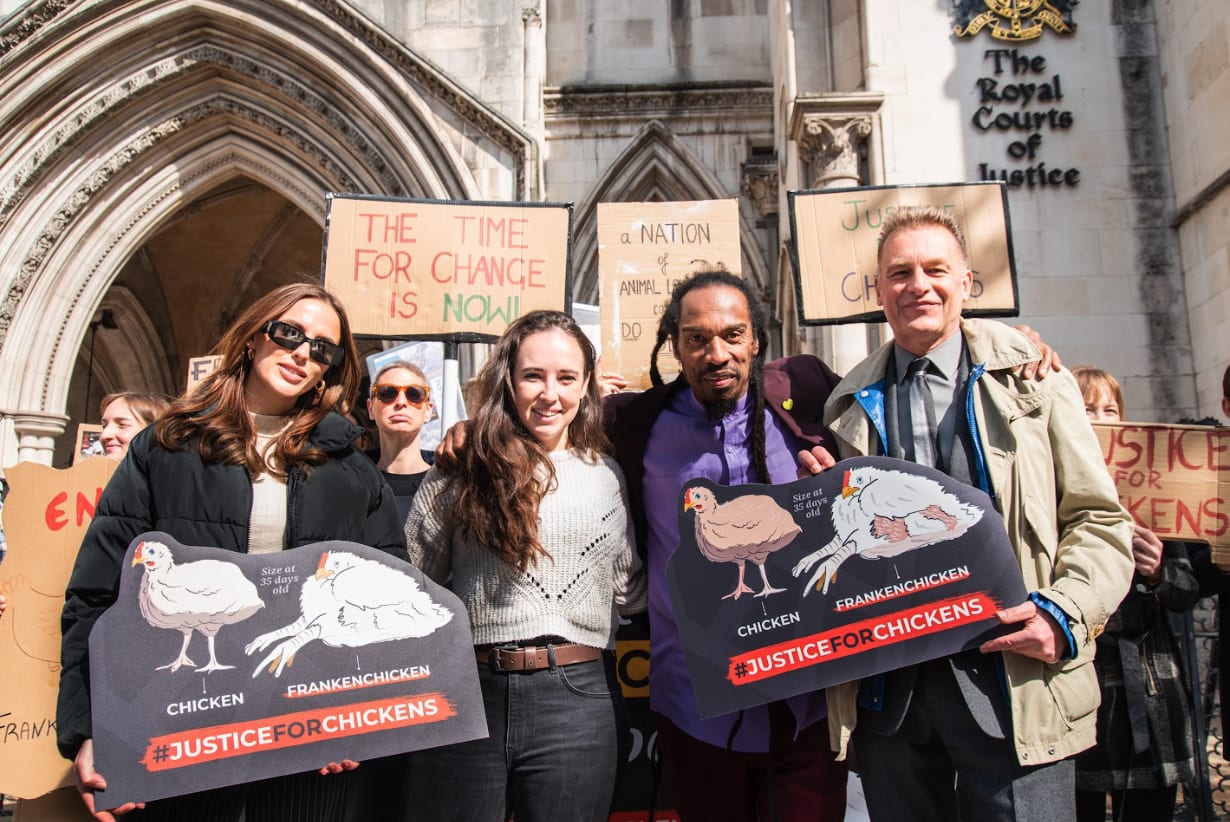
xmin=57 ymin=412 xmax=406 ymax=758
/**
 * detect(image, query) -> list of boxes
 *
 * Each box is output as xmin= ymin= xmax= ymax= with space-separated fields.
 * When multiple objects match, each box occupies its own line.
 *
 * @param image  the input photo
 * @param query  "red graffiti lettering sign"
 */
xmin=1092 ymin=421 xmax=1230 ymax=563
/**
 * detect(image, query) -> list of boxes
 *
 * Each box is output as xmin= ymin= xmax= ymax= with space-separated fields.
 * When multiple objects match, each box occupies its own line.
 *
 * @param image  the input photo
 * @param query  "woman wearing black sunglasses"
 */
xmin=366 ymin=362 xmax=435 ymax=520
xmin=57 ymin=282 xmax=405 ymax=822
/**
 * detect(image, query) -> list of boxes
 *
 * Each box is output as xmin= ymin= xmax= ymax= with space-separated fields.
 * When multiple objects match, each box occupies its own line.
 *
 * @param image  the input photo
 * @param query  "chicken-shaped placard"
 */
xmin=133 ymin=540 xmax=264 ymax=672
xmin=792 ymin=465 xmax=983 ymax=595
xmin=245 ymin=550 xmax=452 ymax=678
xmin=684 ymin=486 xmax=801 ymax=601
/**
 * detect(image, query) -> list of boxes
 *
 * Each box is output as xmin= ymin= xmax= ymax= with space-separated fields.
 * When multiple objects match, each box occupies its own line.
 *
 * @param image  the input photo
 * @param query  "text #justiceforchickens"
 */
xmin=728 ymin=591 xmax=994 ymax=685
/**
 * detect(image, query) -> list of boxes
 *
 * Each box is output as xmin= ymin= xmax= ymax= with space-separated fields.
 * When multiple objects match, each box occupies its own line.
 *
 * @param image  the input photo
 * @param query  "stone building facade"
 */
xmin=0 ymin=0 xmax=1224 ymax=468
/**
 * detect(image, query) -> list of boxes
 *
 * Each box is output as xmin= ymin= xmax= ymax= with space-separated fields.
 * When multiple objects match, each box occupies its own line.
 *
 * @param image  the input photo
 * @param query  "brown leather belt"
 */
xmin=476 ymin=642 xmax=602 ymax=672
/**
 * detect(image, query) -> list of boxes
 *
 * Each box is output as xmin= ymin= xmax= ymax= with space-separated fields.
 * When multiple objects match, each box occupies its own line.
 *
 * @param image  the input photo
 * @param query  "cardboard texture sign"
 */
xmin=186 ymin=355 xmax=222 ymax=392
xmin=597 ymin=200 xmax=742 ymax=391
xmin=788 ymin=182 xmax=1018 ymax=325
xmin=88 ymin=534 xmax=487 ymax=809
xmin=667 ymin=456 xmax=1026 ymax=718
xmin=0 ymin=458 xmax=117 ymax=800
xmin=322 ymin=195 xmax=573 ymax=340
xmin=1092 ymin=421 xmax=1230 ymax=563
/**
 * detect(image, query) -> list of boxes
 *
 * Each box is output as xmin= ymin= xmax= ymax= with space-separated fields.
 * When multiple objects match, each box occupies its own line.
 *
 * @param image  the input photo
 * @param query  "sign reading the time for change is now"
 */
xmin=1092 ymin=421 xmax=1230 ymax=564
xmin=788 ymin=181 xmax=1019 ymax=325
xmin=88 ymin=534 xmax=487 ymax=809
xmin=323 ymin=195 xmax=572 ymax=339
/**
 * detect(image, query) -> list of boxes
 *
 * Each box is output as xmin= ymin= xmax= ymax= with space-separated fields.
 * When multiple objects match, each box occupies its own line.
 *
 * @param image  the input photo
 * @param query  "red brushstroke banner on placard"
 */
xmin=726 ymin=592 xmax=1000 ymax=685
xmin=141 ymin=693 xmax=456 ymax=771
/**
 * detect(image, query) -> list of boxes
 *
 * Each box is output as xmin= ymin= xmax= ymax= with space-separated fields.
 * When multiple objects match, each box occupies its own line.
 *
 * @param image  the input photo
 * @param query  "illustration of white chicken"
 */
xmin=132 ymin=540 xmax=264 ymax=672
xmin=684 ymin=486 xmax=802 ymax=601
xmin=792 ymin=465 xmax=983 ymax=595
xmin=245 ymin=550 xmax=452 ymax=678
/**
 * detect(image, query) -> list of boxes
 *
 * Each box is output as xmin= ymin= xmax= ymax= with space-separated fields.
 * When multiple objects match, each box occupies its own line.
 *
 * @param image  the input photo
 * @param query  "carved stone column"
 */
xmin=741 ymin=163 xmax=779 ymax=219
xmin=788 ymin=93 xmax=884 ymax=374
xmin=797 ymin=114 xmax=873 ymax=189
xmin=13 ymin=411 xmax=69 ymax=465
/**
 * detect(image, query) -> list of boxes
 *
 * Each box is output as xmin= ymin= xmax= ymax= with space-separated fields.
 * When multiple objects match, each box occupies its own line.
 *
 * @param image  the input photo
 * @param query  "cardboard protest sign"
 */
xmin=186 ymin=355 xmax=223 ymax=392
xmin=88 ymin=534 xmax=487 ymax=809
xmin=667 ymin=456 xmax=1026 ymax=718
xmin=597 ymin=200 xmax=742 ymax=390
xmin=0 ymin=458 xmax=117 ymax=799
xmin=323 ymin=195 xmax=572 ymax=340
xmin=788 ymin=182 xmax=1018 ymax=325
xmin=1092 ymin=421 xmax=1230 ymax=563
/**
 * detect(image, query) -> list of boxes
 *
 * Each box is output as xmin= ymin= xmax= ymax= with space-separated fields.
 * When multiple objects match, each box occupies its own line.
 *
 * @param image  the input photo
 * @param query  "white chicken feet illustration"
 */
xmin=792 ymin=540 xmax=859 ymax=596
xmin=245 ymin=617 xmax=321 ymax=678
xmin=725 ymin=559 xmax=787 ymax=600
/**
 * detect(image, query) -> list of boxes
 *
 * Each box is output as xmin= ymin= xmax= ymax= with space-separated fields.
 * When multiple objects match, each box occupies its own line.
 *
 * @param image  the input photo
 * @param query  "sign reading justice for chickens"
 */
xmin=668 ymin=456 xmax=1027 ymax=718
xmin=88 ymin=534 xmax=487 ymax=809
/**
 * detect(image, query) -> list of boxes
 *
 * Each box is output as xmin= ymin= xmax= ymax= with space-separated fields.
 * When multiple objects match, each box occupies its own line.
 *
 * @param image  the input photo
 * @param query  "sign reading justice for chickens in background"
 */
xmin=88 ymin=534 xmax=487 ymax=809
xmin=668 ymin=456 xmax=1027 ymax=718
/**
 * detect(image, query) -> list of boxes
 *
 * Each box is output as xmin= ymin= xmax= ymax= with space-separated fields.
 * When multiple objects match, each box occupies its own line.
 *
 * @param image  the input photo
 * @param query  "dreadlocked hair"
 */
xmin=648 ymin=268 xmax=774 ymax=485
xmin=446 ymin=310 xmax=610 ymax=572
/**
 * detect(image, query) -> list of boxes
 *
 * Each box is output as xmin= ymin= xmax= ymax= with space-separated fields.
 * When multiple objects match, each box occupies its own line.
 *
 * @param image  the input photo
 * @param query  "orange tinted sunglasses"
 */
xmin=371 ymin=383 xmax=431 ymax=407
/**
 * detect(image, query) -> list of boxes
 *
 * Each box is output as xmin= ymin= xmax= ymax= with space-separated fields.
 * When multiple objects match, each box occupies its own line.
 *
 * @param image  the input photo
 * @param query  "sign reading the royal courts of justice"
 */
xmin=788 ymin=182 xmax=1018 ymax=326
xmin=667 ymin=457 xmax=1027 ymax=718
xmin=323 ymin=195 xmax=572 ymax=340
xmin=1092 ymin=421 xmax=1230 ymax=564
xmin=597 ymin=200 xmax=741 ymax=391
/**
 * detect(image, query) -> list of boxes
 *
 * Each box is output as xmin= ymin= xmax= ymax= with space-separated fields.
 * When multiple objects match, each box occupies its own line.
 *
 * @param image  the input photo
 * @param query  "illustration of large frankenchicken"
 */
xmin=684 ymin=486 xmax=802 ymax=601
xmin=246 ymin=550 xmax=452 ymax=678
xmin=132 ymin=540 xmax=264 ymax=672
xmin=792 ymin=465 xmax=983 ymax=595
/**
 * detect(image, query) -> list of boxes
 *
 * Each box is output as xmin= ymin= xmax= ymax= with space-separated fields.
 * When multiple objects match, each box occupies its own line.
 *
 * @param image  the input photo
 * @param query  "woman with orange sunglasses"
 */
xmin=367 ymin=361 xmax=435 ymax=520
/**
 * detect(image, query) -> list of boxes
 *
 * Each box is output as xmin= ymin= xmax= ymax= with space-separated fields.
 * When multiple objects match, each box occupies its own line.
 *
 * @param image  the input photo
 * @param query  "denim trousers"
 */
xmin=407 ymin=651 xmax=625 ymax=822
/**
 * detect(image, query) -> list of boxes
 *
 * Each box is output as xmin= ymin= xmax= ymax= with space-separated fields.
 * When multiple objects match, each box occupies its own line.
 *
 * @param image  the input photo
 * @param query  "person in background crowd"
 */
xmin=98 ymin=392 xmax=171 ymax=461
xmin=1071 ymin=366 xmax=1198 ymax=822
xmin=821 ymin=206 xmax=1132 ymax=822
xmin=405 ymin=309 xmax=646 ymax=822
xmin=342 ymin=360 xmax=436 ymax=822
xmin=57 ymin=282 xmax=405 ymax=822
xmin=367 ymin=361 xmax=435 ymax=519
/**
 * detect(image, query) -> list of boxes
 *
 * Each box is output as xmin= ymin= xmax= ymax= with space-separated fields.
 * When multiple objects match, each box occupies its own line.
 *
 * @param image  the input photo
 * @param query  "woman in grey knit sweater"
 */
xmin=404 ymin=310 xmax=647 ymax=822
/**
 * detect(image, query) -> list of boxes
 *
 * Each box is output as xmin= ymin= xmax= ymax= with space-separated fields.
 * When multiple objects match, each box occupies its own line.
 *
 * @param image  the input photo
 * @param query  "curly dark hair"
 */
xmin=647 ymin=269 xmax=775 ymax=484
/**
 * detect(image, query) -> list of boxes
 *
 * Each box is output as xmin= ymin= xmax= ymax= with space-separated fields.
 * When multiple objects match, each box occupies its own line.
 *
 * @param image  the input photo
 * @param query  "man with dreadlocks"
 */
xmin=603 ymin=269 xmax=847 ymax=820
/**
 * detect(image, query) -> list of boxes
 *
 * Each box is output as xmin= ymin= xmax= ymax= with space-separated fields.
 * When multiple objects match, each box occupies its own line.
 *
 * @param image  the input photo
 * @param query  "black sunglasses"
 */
xmin=371 ymin=383 xmax=431 ymax=406
xmin=260 ymin=320 xmax=344 ymax=367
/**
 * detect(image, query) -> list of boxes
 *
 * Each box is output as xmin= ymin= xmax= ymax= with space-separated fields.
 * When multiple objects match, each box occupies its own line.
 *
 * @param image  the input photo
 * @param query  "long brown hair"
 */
xmin=154 ymin=283 xmax=360 ymax=477
xmin=449 ymin=310 xmax=608 ymax=571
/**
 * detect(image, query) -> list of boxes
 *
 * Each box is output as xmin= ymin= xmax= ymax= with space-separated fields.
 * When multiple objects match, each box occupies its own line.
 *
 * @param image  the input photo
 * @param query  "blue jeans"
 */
xmin=407 ymin=652 xmax=625 ymax=821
